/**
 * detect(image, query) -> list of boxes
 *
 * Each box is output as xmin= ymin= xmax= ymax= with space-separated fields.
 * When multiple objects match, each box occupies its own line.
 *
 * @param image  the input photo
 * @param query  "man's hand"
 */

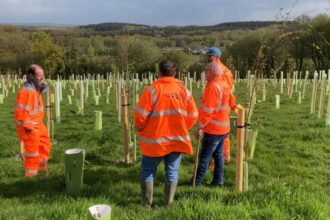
xmin=232 ymin=105 xmax=238 ymax=114
xmin=135 ymin=126 xmax=144 ymax=132
xmin=24 ymin=127 xmax=32 ymax=135
xmin=194 ymin=128 xmax=203 ymax=139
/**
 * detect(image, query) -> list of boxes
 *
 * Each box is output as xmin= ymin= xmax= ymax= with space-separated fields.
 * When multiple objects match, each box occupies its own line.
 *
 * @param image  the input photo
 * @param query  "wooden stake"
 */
xmin=46 ymin=88 xmax=51 ymax=136
xmin=134 ymin=134 xmax=137 ymax=162
xmin=236 ymin=106 xmax=245 ymax=192
xmin=20 ymin=140 xmax=24 ymax=156
xmin=122 ymin=89 xmax=130 ymax=163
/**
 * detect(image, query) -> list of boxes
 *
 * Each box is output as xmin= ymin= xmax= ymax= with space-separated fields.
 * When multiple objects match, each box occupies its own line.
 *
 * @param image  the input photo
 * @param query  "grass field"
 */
xmin=0 ymin=80 xmax=329 ymax=219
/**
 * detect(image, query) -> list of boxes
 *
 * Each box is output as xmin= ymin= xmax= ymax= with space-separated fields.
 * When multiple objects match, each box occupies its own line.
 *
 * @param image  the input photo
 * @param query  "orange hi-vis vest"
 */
xmin=216 ymin=59 xmax=234 ymax=89
xmin=134 ymin=77 xmax=198 ymax=157
xmin=15 ymin=81 xmax=44 ymax=129
xmin=199 ymin=76 xmax=235 ymax=135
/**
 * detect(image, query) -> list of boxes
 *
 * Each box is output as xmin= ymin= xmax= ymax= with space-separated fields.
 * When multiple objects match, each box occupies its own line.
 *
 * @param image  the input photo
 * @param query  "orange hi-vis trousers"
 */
xmin=16 ymin=123 xmax=51 ymax=177
xmin=223 ymin=136 xmax=231 ymax=159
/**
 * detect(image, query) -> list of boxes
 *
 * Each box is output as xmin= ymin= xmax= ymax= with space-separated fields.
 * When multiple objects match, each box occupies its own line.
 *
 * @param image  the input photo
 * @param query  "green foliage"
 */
xmin=1 ymin=14 xmax=330 ymax=78
xmin=30 ymin=31 xmax=65 ymax=77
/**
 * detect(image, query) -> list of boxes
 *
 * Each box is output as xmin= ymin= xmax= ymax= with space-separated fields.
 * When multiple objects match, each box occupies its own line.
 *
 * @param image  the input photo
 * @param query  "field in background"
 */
xmin=0 ymin=80 xmax=329 ymax=219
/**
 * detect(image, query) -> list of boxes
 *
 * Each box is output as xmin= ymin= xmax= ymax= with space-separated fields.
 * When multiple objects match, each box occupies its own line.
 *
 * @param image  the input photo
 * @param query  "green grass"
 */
xmin=0 ymin=80 xmax=329 ymax=220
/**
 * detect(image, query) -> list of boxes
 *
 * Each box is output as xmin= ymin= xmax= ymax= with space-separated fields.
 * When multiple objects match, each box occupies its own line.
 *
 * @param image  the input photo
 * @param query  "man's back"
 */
xmin=134 ymin=76 xmax=198 ymax=157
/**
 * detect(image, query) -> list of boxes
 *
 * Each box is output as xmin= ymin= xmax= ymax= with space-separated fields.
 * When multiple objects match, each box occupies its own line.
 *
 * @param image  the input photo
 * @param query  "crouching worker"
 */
xmin=194 ymin=61 xmax=236 ymax=187
xmin=134 ymin=60 xmax=198 ymax=207
xmin=15 ymin=64 xmax=51 ymax=177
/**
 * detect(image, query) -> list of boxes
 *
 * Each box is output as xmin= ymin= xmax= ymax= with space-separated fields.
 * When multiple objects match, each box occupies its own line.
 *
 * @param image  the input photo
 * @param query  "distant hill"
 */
xmin=0 ymin=22 xmax=76 ymax=28
xmin=79 ymin=21 xmax=287 ymax=36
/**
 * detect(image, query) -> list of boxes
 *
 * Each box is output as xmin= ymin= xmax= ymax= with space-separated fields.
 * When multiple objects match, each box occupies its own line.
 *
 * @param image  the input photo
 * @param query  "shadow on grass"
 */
xmin=0 ymin=175 xmax=65 ymax=198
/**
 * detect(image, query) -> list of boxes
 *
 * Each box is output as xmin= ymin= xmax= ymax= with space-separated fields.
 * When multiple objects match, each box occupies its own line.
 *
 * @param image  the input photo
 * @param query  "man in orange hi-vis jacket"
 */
xmin=15 ymin=64 xmax=51 ymax=177
xmin=134 ymin=60 xmax=198 ymax=207
xmin=194 ymin=61 xmax=236 ymax=187
xmin=206 ymin=47 xmax=235 ymax=163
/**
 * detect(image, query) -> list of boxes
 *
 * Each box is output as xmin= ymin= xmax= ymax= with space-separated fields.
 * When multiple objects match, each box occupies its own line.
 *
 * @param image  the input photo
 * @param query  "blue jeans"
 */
xmin=195 ymin=133 xmax=227 ymax=186
xmin=140 ymin=152 xmax=182 ymax=183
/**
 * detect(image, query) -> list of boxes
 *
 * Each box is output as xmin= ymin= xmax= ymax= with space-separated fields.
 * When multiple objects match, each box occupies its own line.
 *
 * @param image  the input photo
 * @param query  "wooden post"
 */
xmin=46 ymin=88 xmax=51 ymax=136
xmin=118 ymin=81 xmax=122 ymax=122
xmin=20 ymin=140 xmax=24 ymax=156
xmin=133 ymin=134 xmax=137 ymax=162
xmin=122 ymin=89 xmax=130 ymax=163
xmin=236 ymin=106 xmax=245 ymax=192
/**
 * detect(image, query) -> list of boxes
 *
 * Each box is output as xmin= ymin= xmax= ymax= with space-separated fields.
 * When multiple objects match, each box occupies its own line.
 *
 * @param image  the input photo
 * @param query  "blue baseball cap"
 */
xmin=206 ymin=47 xmax=221 ymax=57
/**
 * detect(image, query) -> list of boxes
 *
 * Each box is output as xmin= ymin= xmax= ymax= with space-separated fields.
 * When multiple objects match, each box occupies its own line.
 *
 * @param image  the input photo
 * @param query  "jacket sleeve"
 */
xmin=15 ymin=90 xmax=34 ymax=129
xmin=134 ymin=86 xmax=154 ymax=131
xmin=184 ymin=90 xmax=198 ymax=130
xmin=229 ymin=91 xmax=236 ymax=110
xmin=199 ymin=86 xmax=222 ymax=129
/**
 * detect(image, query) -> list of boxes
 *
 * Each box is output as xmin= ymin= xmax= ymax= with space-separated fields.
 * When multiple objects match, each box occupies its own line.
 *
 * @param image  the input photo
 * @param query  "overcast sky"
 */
xmin=0 ymin=0 xmax=329 ymax=26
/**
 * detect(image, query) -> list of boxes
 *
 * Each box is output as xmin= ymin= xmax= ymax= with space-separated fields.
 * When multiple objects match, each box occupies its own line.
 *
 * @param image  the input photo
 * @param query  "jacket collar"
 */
xmin=207 ymin=75 xmax=222 ymax=86
xmin=157 ymin=76 xmax=180 ymax=83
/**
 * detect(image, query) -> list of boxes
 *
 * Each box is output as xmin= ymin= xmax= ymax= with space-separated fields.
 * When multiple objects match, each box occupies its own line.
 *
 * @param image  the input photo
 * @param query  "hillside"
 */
xmin=79 ymin=21 xmax=287 ymax=36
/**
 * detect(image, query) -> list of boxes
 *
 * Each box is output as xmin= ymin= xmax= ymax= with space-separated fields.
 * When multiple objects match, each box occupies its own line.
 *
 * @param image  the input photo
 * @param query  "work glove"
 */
xmin=194 ymin=128 xmax=203 ymax=140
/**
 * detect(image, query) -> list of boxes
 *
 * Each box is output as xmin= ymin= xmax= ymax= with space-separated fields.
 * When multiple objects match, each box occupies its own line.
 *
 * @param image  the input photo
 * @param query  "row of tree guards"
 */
xmin=1 ymin=68 xmax=330 ymax=193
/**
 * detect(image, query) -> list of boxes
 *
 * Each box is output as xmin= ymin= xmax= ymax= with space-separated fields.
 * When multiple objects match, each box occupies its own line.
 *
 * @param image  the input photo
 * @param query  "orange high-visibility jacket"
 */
xmin=199 ymin=76 xmax=235 ymax=135
xmin=216 ymin=59 xmax=234 ymax=89
xmin=134 ymin=77 xmax=198 ymax=157
xmin=216 ymin=59 xmax=236 ymax=110
xmin=15 ymin=82 xmax=44 ymax=129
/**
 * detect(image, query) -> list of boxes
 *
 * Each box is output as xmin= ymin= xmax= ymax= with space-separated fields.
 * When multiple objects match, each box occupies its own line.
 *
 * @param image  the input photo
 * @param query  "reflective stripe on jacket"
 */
xmin=134 ymin=77 xmax=198 ymax=157
xmin=199 ymin=76 xmax=235 ymax=135
xmin=15 ymin=82 xmax=44 ymax=129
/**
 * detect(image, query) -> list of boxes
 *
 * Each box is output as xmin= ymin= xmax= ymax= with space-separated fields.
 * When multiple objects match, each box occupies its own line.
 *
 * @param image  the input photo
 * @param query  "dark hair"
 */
xmin=159 ymin=60 xmax=176 ymax=77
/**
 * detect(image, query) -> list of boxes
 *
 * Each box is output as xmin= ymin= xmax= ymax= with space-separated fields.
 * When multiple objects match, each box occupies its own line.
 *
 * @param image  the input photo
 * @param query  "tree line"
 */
xmin=0 ymin=14 xmax=329 ymax=79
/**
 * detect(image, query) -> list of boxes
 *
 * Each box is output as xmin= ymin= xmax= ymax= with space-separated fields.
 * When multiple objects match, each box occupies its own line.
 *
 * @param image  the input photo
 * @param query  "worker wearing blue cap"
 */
xmin=206 ymin=47 xmax=236 ymax=164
